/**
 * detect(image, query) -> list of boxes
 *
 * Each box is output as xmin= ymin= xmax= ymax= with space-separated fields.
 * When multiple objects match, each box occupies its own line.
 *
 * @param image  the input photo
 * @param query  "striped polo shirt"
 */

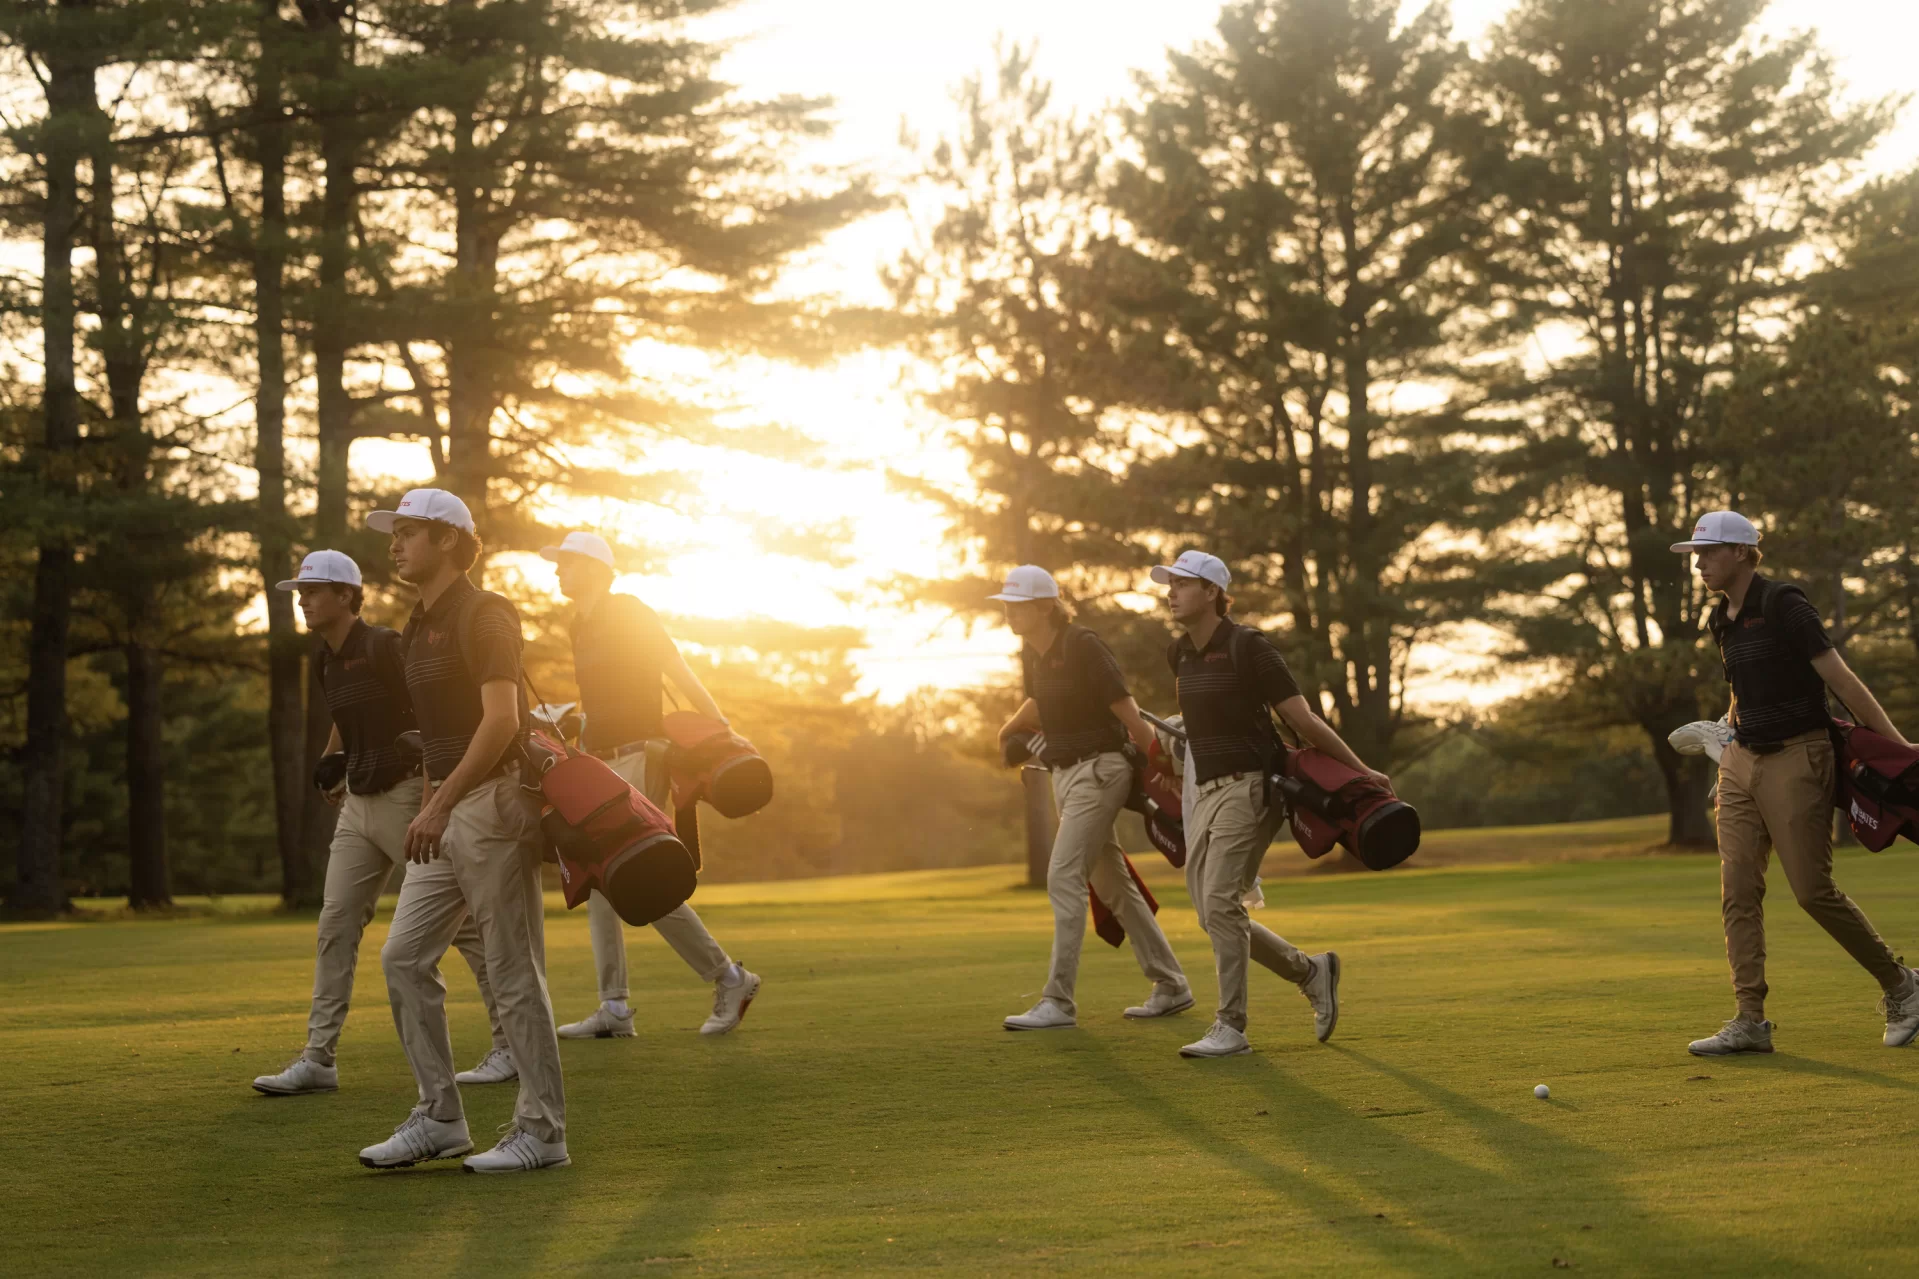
xmin=1173 ymin=620 xmax=1302 ymax=784
xmin=1709 ymin=575 xmax=1834 ymax=746
xmin=316 ymin=618 xmax=416 ymax=795
xmin=399 ymin=576 xmax=529 ymax=781
xmin=1020 ymin=624 xmax=1131 ymax=766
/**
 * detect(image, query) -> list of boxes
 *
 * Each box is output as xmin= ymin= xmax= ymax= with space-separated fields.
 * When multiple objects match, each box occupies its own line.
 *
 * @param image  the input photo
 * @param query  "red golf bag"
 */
xmin=1125 ymin=735 xmax=1188 ymax=869
xmin=1831 ymin=720 xmax=1919 ymax=851
xmin=659 ymin=712 xmax=774 ymax=870
xmin=520 ymin=730 xmax=697 ymax=926
xmin=1276 ymin=748 xmax=1422 ymax=871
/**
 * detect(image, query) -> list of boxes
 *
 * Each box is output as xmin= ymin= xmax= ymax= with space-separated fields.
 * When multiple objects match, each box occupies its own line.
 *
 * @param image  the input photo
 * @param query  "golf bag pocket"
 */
xmin=664 ymin=712 xmax=774 ymax=819
xmin=527 ymin=740 xmax=697 ymax=927
xmin=1280 ymin=749 xmax=1422 ymax=871
xmin=1832 ymin=720 xmax=1919 ymax=852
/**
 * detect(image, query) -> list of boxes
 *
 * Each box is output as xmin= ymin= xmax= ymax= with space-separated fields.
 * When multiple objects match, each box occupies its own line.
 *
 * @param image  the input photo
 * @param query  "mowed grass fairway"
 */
xmin=7 ymin=844 xmax=1919 ymax=1276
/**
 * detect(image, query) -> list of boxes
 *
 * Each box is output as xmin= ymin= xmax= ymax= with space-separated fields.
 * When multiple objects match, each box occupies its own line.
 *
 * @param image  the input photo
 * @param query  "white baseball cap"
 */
xmin=274 ymin=549 xmax=363 ymax=592
xmin=1670 ymin=510 xmax=1760 ymax=552
xmin=366 ymin=488 xmax=476 ymax=535
xmin=539 ymin=531 xmax=616 ymax=570
xmin=1150 ymin=550 xmax=1231 ymax=590
xmin=987 ymin=565 xmax=1060 ymax=602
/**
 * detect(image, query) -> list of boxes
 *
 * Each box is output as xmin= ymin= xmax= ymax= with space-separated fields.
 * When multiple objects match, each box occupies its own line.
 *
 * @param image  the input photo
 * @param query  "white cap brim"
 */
xmin=1669 ymin=539 xmax=1751 ymax=552
xmin=276 ymin=578 xmax=354 ymax=591
xmin=366 ymin=510 xmax=400 ymax=533
xmin=988 ymin=592 xmax=1034 ymax=602
xmin=1150 ymin=566 xmax=1201 ymax=585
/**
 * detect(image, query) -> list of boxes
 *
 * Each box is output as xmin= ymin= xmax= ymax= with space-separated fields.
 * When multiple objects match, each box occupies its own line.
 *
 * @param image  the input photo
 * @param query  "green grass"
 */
xmin=8 ymin=844 xmax=1919 ymax=1276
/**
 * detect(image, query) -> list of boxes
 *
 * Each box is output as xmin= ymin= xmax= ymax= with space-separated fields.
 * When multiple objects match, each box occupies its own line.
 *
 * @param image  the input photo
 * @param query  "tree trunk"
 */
xmin=310 ymin=0 xmax=354 ymax=544
xmin=12 ymin=22 xmax=92 ymax=917
xmin=124 ymin=642 xmax=171 ymax=908
xmin=1650 ymin=730 xmax=1716 ymax=847
xmin=254 ymin=0 xmax=313 ymax=907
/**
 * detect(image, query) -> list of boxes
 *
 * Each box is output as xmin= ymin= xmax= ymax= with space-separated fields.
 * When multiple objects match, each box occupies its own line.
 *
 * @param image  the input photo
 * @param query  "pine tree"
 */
xmin=1474 ymin=0 xmax=1891 ymax=842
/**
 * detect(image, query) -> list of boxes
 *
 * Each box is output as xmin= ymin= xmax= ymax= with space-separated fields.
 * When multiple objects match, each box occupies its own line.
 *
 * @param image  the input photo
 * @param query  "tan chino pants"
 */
xmin=1717 ymin=731 xmax=1907 ymax=1015
xmin=381 ymin=772 xmax=567 ymax=1144
xmin=585 ymin=744 xmax=732 ymax=999
xmin=1039 ymin=752 xmax=1186 ymax=1012
xmin=1186 ymin=773 xmax=1313 ymax=1032
xmin=303 ymin=776 xmax=503 ymax=1068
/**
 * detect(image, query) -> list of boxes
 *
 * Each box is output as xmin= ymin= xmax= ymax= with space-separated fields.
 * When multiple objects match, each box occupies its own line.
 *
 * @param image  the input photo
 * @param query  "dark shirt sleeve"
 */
xmin=1243 ymin=631 xmax=1303 ymax=706
xmin=1777 ymin=590 xmax=1835 ymax=661
xmin=460 ymin=594 xmax=525 ymax=687
xmin=1020 ymin=647 xmax=1035 ymax=700
xmin=1074 ymin=630 xmax=1130 ymax=707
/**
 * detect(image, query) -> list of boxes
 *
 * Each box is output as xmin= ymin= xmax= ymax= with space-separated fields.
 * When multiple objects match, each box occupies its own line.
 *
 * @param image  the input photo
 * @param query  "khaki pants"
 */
xmin=1717 ymin=731 xmax=1906 ymax=1015
xmin=1040 ymin=752 xmax=1185 ymax=1013
xmin=1186 ymin=773 xmax=1312 ymax=1032
xmin=302 ymin=776 xmax=503 ymax=1068
xmin=585 ymin=745 xmax=731 ymax=999
xmin=381 ymin=773 xmax=567 ymax=1144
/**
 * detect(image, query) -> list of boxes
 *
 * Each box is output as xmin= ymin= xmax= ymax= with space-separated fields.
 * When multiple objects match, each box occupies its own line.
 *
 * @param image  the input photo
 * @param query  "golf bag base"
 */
xmin=1279 ymin=749 xmax=1421 ymax=871
xmin=664 ymin=712 xmax=774 ymax=820
xmin=523 ymin=731 xmax=698 ymax=927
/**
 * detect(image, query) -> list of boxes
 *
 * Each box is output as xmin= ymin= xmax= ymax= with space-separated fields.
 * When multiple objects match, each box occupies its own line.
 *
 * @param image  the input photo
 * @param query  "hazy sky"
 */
xmin=499 ymin=0 xmax=1919 ymax=706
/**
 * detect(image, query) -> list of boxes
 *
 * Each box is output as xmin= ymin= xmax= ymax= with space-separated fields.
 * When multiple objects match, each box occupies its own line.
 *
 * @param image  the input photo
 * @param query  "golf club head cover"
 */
xmin=312 ymin=752 xmax=348 ymax=793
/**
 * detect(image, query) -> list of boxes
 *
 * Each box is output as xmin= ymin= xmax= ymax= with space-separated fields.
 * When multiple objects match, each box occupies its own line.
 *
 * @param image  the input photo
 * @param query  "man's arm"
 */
xmin=1109 ymin=696 xmax=1156 ymax=754
xmin=998 ymin=697 xmax=1042 ymax=747
xmin=663 ymin=648 xmax=727 ymax=723
xmin=404 ymin=679 xmax=521 ymax=863
xmin=1812 ymin=649 xmax=1910 ymax=746
xmin=320 ymin=724 xmax=346 ymax=807
xmin=1275 ymin=695 xmax=1389 ymax=786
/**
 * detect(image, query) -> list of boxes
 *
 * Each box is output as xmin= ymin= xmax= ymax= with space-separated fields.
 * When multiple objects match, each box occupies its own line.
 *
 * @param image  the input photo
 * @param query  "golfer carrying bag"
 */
xmin=991 ymin=566 xmax=1193 ymax=1032
xmin=1675 ymin=511 xmax=1919 ymax=1056
xmin=539 ymin=532 xmax=761 ymax=1041
xmin=250 ymin=551 xmax=509 ymax=1097
xmin=1158 ymin=551 xmax=1379 ymax=1059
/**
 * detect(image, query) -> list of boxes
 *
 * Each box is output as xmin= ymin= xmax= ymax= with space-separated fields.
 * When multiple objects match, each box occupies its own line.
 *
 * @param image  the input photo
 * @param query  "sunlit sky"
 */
xmin=371 ymin=0 xmax=1919 ymax=708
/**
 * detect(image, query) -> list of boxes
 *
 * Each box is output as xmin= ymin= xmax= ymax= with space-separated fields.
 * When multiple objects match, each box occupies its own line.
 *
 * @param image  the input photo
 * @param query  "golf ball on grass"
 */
xmin=1534 ymin=1084 xmax=1551 ymax=1100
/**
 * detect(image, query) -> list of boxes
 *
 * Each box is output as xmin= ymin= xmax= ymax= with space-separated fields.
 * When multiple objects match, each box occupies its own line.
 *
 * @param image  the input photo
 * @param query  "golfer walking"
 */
xmin=539 ymin=532 xmax=761 ymax=1041
xmin=991 ymin=566 xmax=1192 ymax=1031
xmin=1158 ymin=551 xmax=1370 ymax=1059
xmin=358 ymin=489 xmax=570 ymax=1174
xmin=1675 ymin=511 xmax=1919 ymax=1055
xmin=251 ymin=551 xmax=511 ymax=1097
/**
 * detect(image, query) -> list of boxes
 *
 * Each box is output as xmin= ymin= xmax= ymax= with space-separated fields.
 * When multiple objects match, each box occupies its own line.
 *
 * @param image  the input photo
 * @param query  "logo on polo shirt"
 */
xmin=426 ymin=627 xmax=448 ymax=647
xmin=344 ymin=657 xmax=367 ymax=670
xmin=1205 ymin=652 xmax=1230 ymax=663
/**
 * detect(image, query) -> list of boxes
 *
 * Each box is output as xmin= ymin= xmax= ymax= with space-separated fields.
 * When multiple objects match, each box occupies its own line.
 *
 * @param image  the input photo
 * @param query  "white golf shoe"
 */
xmin=251 ymin=1056 xmax=338 ymax=1096
xmin=557 ymin=1004 xmax=634 ymax=1039
xmin=463 ymin=1124 xmax=570 ymax=1175
xmin=1004 ymin=998 xmax=1076 ymax=1031
xmin=1124 ymin=982 xmax=1195 ymax=1019
xmin=1300 ymin=952 xmax=1341 ymax=1043
xmin=1180 ymin=1021 xmax=1251 ymax=1058
xmin=358 ymin=1106 xmax=473 ymax=1169
xmin=455 ymin=1046 xmax=517 ymax=1084
xmin=1688 ymin=1016 xmax=1774 ymax=1056
xmin=701 ymin=966 xmax=761 ymax=1036
xmin=1883 ymin=969 xmax=1919 ymax=1047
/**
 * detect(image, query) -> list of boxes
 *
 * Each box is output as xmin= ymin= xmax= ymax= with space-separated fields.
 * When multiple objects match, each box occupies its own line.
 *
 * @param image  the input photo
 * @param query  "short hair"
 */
xmin=1736 ymin=544 xmax=1765 ymax=567
xmin=433 ymin=524 xmax=482 ymax=572
xmin=340 ymin=583 xmax=364 ymax=615
xmin=1046 ymin=598 xmax=1072 ymax=627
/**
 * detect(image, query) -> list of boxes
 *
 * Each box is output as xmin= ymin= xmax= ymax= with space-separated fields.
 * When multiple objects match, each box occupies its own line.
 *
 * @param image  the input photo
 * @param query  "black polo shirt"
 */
xmin=1020 ymin=625 xmax=1130 ymax=766
xmin=399 ymin=576 xmax=528 ymax=781
xmin=316 ymin=618 xmax=417 ymax=795
xmin=1709 ymin=575 xmax=1834 ymax=746
xmin=1173 ymin=620 xmax=1302 ymax=785
xmin=573 ymin=592 xmax=679 ymax=754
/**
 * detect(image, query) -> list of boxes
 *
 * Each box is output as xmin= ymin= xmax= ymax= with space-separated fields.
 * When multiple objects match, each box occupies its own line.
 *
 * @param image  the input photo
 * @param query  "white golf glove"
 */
xmin=1668 ymin=719 xmax=1733 ymax=764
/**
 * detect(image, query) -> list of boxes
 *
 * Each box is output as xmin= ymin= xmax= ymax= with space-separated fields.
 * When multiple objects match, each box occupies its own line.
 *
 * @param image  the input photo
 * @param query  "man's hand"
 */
xmin=405 ymin=800 xmax=452 ymax=864
xmin=324 ymin=783 xmax=347 ymax=809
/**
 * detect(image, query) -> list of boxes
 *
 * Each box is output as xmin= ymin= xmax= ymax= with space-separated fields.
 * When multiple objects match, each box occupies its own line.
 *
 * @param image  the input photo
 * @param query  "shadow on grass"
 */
xmin=1329 ymin=1047 xmax=1850 ymax=1277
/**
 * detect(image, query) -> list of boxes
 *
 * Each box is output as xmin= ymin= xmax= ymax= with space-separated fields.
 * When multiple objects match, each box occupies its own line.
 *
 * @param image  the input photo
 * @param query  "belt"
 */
xmin=1734 ymin=728 xmax=1829 ymax=756
xmin=360 ymin=765 xmax=423 ymax=796
xmin=1049 ymin=747 xmax=1122 ymax=770
xmin=1196 ymin=771 xmax=1254 ymax=795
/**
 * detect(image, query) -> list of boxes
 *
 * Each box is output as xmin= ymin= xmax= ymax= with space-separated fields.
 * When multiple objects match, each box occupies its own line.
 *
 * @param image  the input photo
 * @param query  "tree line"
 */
xmin=6 ymin=0 xmax=1918 ymax=913
xmin=894 ymin=0 xmax=1919 ymax=848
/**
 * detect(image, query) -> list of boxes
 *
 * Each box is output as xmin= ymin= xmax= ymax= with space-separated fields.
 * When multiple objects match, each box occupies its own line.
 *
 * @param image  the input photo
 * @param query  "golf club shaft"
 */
xmin=1139 ymin=710 xmax=1186 ymax=741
